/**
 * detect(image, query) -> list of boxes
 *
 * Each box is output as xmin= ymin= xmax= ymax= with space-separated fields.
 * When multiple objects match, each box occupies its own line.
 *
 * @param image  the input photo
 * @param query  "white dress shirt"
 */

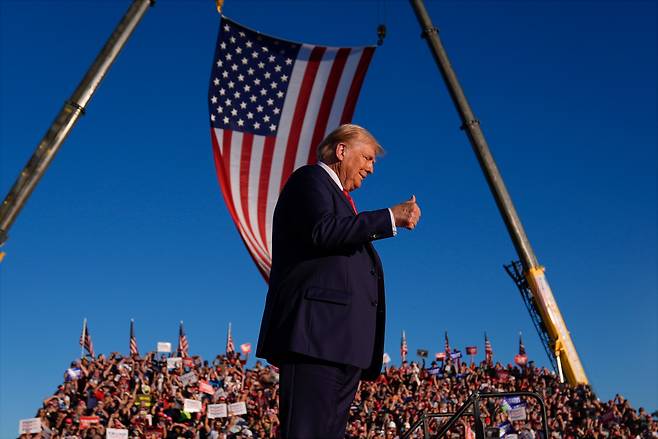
xmin=317 ymin=161 xmax=397 ymax=236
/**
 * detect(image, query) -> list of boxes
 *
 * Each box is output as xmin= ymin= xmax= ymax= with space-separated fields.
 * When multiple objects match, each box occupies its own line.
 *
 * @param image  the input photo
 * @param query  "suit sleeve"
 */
xmin=289 ymin=172 xmax=394 ymax=251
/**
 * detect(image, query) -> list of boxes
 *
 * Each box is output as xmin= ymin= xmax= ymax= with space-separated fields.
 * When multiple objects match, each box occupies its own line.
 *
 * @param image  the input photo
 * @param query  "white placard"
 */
xmin=106 ymin=428 xmax=129 ymax=439
xmin=505 ymin=435 xmax=518 ymax=439
xmin=157 ymin=342 xmax=172 ymax=353
xmin=167 ymin=357 xmax=183 ymax=369
xmin=207 ymin=403 xmax=228 ymax=418
xmin=228 ymin=401 xmax=247 ymax=416
xmin=180 ymin=371 xmax=198 ymax=386
xmin=184 ymin=398 xmax=202 ymax=413
xmin=19 ymin=418 xmax=42 ymax=434
xmin=508 ymin=405 xmax=527 ymax=421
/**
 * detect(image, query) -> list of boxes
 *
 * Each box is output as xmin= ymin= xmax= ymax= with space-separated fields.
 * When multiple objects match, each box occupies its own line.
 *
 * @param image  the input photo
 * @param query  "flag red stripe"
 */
xmin=306 ymin=48 xmax=351 ymax=165
xmin=279 ymin=46 xmax=326 ymax=192
xmin=257 ymin=136 xmax=276 ymax=251
xmin=340 ymin=47 xmax=375 ymax=124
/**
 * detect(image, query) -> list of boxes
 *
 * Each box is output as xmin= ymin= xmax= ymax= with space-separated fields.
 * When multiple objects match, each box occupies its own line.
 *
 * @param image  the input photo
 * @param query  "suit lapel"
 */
xmin=314 ymin=165 xmax=356 ymax=216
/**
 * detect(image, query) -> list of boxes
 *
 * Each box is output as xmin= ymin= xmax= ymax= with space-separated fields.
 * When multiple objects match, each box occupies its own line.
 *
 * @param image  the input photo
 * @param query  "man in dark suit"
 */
xmin=256 ymin=124 xmax=420 ymax=439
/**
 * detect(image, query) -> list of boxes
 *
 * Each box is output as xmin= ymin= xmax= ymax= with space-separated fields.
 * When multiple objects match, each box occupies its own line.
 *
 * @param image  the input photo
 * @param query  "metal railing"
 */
xmin=402 ymin=391 xmax=549 ymax=439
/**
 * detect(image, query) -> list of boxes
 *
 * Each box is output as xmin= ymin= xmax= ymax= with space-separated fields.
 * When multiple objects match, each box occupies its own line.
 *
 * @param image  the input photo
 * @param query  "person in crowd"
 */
xmin=23 ymin=349 xmax=656 ymax=438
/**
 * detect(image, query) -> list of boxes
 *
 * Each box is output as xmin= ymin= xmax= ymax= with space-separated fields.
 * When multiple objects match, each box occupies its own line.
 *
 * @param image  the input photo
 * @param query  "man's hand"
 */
xmin=390 ymin=195 xmax=421 ymax=230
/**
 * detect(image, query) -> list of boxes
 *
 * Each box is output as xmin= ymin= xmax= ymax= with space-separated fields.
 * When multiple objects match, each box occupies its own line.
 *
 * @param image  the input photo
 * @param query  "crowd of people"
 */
xmin=23 ymin=351 xmax=657 ymax=439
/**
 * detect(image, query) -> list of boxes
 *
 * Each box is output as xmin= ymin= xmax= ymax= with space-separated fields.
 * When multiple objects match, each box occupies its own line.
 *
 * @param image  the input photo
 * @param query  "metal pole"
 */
xmin=409 ymin=0 xmax=537 ymax=270
xmin=0 ymin=0 xmax=155 ymax=247
xmin=409 ymin=0 xmax=589 ymax=385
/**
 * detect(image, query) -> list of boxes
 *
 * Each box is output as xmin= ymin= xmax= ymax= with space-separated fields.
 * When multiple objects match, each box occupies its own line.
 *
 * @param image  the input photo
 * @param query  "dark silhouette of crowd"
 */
xmin=22 ymin=351 xmax=656 ymax=438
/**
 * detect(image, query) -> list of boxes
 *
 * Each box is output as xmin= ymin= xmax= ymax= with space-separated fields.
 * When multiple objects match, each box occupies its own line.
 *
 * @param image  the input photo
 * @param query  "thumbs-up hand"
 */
xmin=390 ymin=195 xmax=421 ymax=230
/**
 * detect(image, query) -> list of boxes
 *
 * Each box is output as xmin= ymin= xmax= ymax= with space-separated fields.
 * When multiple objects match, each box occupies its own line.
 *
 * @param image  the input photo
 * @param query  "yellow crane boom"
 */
xmin=410 ymin=0 xmax=588 ymax=385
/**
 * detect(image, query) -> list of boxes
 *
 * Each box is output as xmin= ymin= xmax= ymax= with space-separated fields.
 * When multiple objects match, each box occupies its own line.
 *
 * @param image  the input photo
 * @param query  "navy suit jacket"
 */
xmin=256 ymin=164 xmax=394 ymax=381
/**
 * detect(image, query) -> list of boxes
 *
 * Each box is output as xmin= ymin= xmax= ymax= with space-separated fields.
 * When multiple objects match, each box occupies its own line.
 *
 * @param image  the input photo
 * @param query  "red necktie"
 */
xmin=342 ymin=189 xmax=358 ymax=214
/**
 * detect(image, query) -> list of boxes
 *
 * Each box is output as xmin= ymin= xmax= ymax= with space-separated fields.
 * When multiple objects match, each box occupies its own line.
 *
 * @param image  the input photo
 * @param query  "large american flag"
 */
xmin=208 ymin=17 xmax=376 ymax=280
xmin=129 ymin=319 xmax=139 ymax=357
xmin=400 ymin=330 xmax=408 ymax=362
xmin=444 ymin=331 xmax=451 ymax=357
xmin=178 ymin=321 xmax=189 ymax=358
xmin=79 ymin=319 xmax=95 ymax=358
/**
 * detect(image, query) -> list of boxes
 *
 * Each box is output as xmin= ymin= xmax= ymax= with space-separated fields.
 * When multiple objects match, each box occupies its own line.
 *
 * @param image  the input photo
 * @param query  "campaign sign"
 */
xmin=435 ymin=352 xmax=446 ymax=361
xmin=106 ymin=428 xmax=129 ymax=439
xmin=505 ymin=435 xmax=518 ymax=439
xmin=18 ymin=418 xmax=41 ymax=435
xmin=465 ymin=346 xmax=477 ymax=356
xmin=509 ymin=405 xmax=527 ymax=421
xmin=450 ymin=350 xmax=462 ymax=360
xmin=80 ymin=416 xmax=100 ymax=429
xmin=199 ymin=381 xmax=215 ymax=395
xmin=157 ymin=342 xmax=172 ymax=353
xmin=207 ymin=403 xmax=228 ymax=419
xmin=504 ymin=396 xmax=522 ymax=405
xmin=179 ymin=371 xmax=198 ymax=386
xmin=183 ymin=398 xmax=202 ymax=413
xmin=228 ymin=401 xmax=247 ymax=416
xmin=183 ymin=357 xmax=194 ymax=368
xmin=167 ymin=357 xmax=183 ymax=369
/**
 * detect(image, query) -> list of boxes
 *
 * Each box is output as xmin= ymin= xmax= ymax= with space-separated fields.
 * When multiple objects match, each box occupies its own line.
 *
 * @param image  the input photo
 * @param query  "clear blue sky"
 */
xmin=1 ymin=0 xmax=655 ymax=436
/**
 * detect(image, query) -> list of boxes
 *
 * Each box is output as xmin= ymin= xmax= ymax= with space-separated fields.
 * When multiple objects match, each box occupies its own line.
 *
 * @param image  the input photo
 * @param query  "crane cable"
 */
xmin=377 ymin=0 xmax=387 ymax=46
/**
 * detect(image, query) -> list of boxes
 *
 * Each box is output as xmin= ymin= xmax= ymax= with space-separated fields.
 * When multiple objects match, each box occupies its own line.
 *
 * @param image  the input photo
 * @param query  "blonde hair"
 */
xmin=316 ymin=124 xmax=383 ymax=163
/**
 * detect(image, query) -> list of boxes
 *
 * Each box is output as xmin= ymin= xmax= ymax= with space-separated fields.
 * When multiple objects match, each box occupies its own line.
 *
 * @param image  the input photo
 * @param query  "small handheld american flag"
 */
xmin=515 ymin=332 xmax=528 ymax=366
xmin=226 ymin=322 xmax=235 ymax=354
xmin=129 ymin=319 xmax=139 ymax=357
xmin=485 ymin=332 xmax=494 ymax=365
xmin=79 ymin=318 xmax=95 ymax=358
xmin=178 ymin=321 xmax=189 ymax=358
